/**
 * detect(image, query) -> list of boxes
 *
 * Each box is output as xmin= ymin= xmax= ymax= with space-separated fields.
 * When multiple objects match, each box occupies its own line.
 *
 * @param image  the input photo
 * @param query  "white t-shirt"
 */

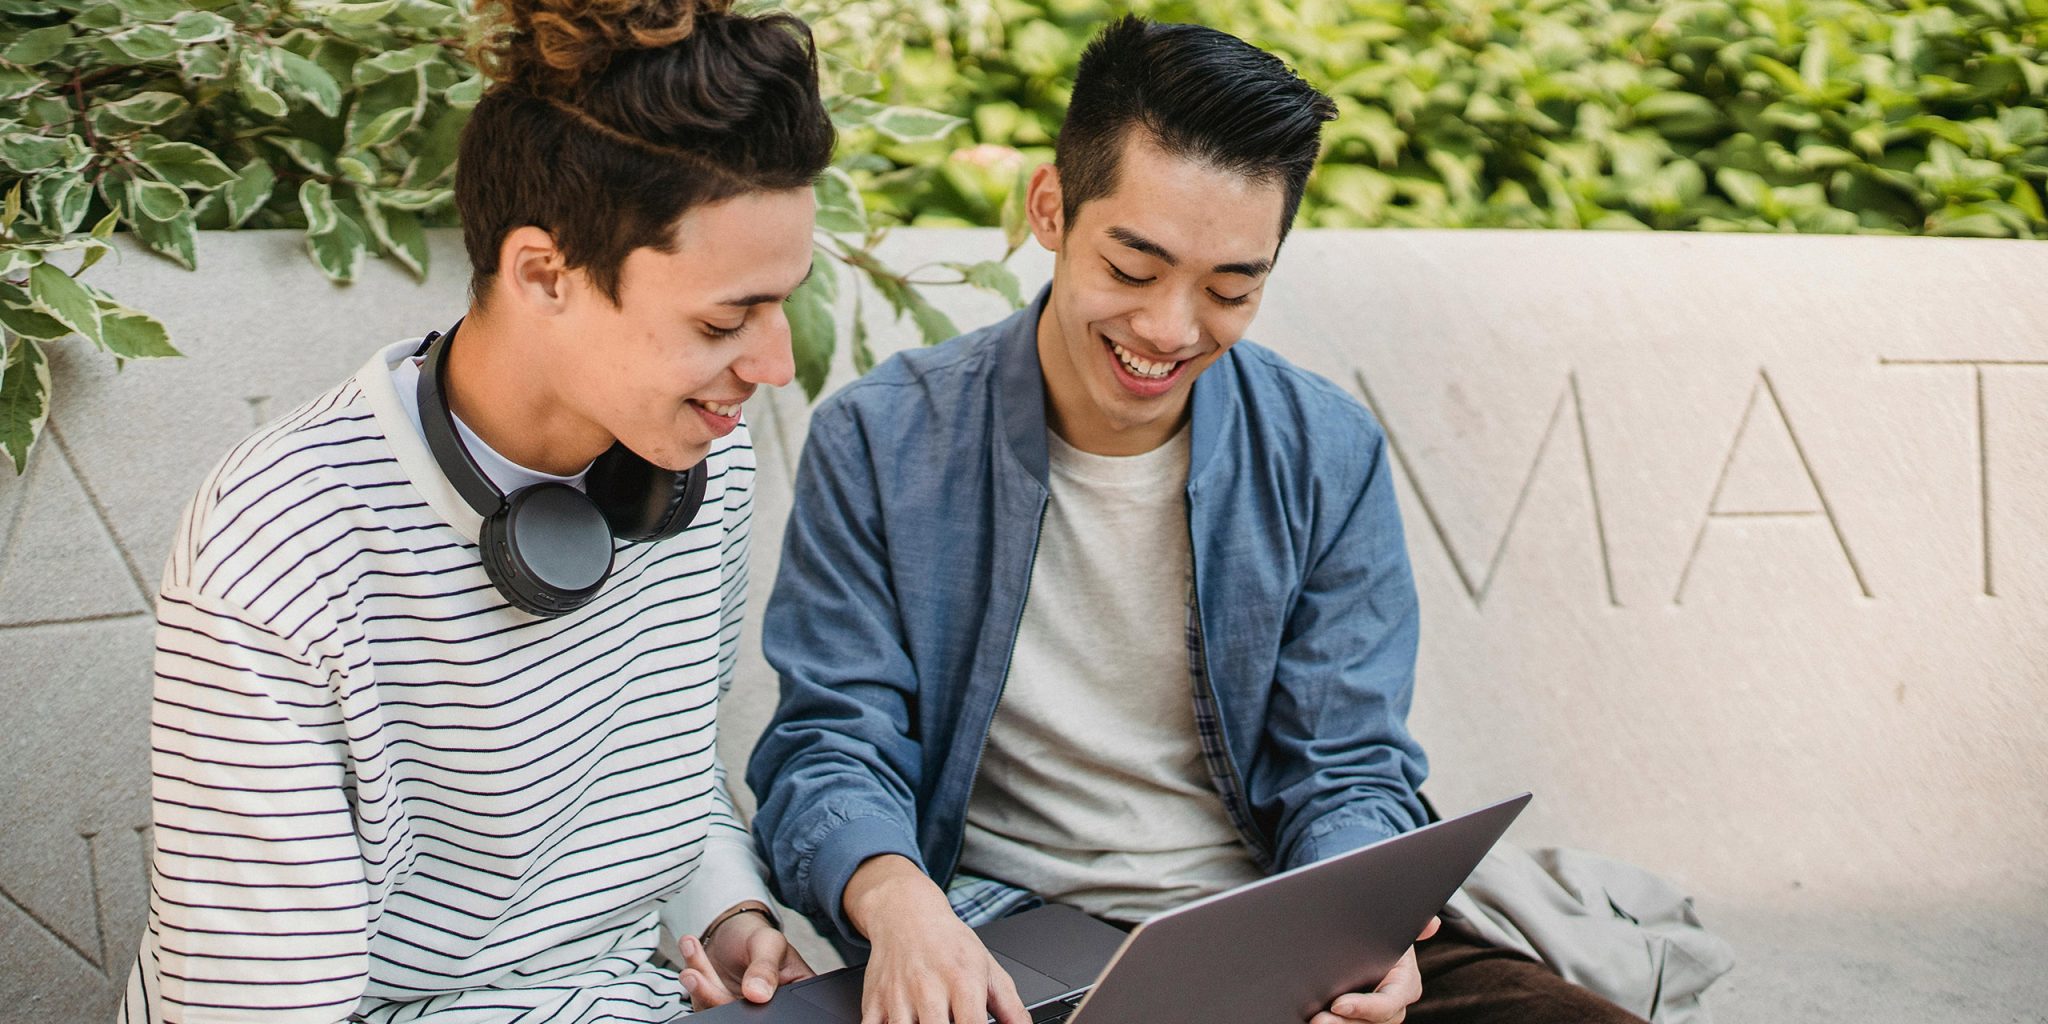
xmin=119 ymin=339 xmax=771 ymax=1024
xmin=959 ymin=425 xmax=1263 ymax=923
xmin=390 ymin=352 xmax=592 ymax=496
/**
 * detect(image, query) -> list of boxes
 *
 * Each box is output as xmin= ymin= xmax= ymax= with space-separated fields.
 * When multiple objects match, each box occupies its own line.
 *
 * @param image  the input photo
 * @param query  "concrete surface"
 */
xmin=1 ymin=228 xmax=2043 ymax=1022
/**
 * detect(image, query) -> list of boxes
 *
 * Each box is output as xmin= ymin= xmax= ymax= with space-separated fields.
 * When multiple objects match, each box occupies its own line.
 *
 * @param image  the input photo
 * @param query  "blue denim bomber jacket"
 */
xmin=747 ymin=289 xmax=1430 ymax=950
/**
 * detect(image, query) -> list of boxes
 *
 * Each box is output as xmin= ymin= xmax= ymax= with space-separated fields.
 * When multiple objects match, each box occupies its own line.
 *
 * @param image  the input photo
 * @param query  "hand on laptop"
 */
xmin=844 ymin=854 xmax=1033 ymax=1024
xmin=677 ymin=907 xmax=817 ymax=1009
xmin=1311 ymin=916 xmax=1439 ymax=1024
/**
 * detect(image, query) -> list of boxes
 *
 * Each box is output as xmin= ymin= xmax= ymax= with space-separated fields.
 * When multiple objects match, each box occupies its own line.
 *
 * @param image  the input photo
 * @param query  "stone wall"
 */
xmin=2 ymin=229 xmax=2043 ymax=1022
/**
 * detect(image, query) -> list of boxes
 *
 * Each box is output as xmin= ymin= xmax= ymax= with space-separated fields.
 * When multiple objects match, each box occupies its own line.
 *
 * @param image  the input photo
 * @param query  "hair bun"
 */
xmin=474 ymin=0 xmax=736 ymax=93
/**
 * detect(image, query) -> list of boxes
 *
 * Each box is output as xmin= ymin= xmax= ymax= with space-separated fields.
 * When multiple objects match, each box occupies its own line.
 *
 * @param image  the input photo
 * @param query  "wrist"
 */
xmin=843 ymin=855 xmax=945 ymax=940
xmin=699 ymin=900 xmax=776 ymax=959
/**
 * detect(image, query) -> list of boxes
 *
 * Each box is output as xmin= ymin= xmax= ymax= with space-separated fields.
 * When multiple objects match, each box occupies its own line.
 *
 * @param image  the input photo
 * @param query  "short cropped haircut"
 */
xmin=1055 ymin=15 xmax=1336 ymax=241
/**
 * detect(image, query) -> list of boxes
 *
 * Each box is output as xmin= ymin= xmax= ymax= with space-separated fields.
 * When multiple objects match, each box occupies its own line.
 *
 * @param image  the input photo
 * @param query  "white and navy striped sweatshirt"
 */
xmin=119 ymin=339 xmax=774 ymax=1023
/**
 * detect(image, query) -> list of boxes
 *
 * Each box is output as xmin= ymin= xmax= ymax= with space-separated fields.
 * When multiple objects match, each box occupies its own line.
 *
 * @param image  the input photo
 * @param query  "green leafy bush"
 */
xmin=853 ymin=0 xmax=2048 ymax=236
xmin=5 ymin=0 xmax=2046 ymax=470
xmin=0 ymin=0 xmax=1022 ymax=471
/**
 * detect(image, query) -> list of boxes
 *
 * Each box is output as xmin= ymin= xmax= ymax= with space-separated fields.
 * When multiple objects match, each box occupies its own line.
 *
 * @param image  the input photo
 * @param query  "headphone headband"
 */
xmin=412 ymin=318 xmax=712 ymax=617
xmin=417 ymin=320 xmax=507 ymax=518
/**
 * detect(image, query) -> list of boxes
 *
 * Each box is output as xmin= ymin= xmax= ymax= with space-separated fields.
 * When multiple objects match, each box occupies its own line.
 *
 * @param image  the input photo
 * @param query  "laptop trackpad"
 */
xmin=989 ymin=950 xmax=1071 ymax=1004
xmin=788 ymin=953 xmax=1067 ymax=1021
xmin=789 ymin=969 xmax=865 ymax=1022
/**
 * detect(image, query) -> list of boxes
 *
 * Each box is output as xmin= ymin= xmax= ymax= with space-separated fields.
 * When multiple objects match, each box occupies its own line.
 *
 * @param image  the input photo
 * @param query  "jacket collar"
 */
xmin=994 ymin=287 xmax=1052 ymax=488
xmin=994 ymin=283 xmax=1239 ymax=492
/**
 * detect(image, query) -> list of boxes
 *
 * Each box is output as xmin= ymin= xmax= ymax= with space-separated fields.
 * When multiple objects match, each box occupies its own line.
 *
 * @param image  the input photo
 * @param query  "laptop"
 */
xmin=695 ymin=792 xmax=1530 ymax=1024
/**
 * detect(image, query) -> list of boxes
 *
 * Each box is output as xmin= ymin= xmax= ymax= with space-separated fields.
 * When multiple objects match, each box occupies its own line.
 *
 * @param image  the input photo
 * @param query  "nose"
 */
xmin=736 ymin=305 xmax=796 ymax=389
xmin=1126 ymin=288 xmax=1201 ymax=357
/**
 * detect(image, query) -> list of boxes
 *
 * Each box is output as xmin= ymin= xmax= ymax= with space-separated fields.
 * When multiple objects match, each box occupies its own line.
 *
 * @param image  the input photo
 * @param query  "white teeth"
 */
xmin=696 ymin=400 xmax=741 ymax=418
xmin=1110 ymin=340 xmax=1176 ymax=379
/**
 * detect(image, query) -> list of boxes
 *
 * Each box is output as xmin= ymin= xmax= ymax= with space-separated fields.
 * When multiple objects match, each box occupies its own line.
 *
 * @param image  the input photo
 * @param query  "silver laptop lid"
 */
xmin=1067 ymin=793 xmax=1533 ymax=1024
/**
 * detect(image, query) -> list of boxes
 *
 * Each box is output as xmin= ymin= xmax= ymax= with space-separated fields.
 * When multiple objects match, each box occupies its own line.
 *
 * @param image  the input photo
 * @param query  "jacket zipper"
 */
xmin=943 ymin=496 xmax=1050 ymax=887
xmin=1187 ymin=500 xmax=1276 ymax=869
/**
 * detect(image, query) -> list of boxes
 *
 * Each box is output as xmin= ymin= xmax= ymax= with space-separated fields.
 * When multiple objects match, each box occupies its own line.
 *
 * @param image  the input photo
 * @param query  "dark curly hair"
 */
xmin=458 ymin=0 xmax=835 ymax=303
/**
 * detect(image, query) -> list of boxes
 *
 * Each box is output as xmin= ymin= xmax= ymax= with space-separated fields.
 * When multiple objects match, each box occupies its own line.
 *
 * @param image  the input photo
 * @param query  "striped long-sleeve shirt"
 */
xmin=119 ymin=339 xmax=773 ymax=1023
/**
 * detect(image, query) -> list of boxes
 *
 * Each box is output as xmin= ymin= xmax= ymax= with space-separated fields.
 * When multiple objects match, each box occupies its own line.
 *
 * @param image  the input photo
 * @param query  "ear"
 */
xmin=495 ymin=225 xmax=573 ymax=315
xmin=1025 ymin=162 xmax=1065 ymax=254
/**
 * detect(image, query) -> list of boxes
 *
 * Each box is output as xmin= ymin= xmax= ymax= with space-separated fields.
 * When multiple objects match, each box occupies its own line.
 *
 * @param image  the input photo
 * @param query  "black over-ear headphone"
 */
xmin=415 ymin=319 xmax=708 ymax=617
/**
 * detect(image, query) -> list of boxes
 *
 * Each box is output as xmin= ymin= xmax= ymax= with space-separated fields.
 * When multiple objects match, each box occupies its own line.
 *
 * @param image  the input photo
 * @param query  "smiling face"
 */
xmin=472 ymin=186 xmax=816 ymax=475
xmin=1030 ymin=129 xmax=1287 ymax=456
xmin=554 ymin=188 xmax=815 ymax=470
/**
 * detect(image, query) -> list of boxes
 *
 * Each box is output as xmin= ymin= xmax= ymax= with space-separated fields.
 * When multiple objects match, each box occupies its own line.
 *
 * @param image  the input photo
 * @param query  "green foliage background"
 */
xmin=864 ymin=0 xmax=2048 ymax=235
xmin=0 ymin=0 xmax=1026 ymax=470
xmin=3 ymin=0 xmax=2046 ymax=470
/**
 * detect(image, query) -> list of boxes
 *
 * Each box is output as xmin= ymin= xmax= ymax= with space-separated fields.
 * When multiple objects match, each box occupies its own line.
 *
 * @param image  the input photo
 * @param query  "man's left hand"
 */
xmin=1311 ymin=916 xmax=1439 ymax=1024
xmin=678 ymin=907 xmax=816 ymax=1009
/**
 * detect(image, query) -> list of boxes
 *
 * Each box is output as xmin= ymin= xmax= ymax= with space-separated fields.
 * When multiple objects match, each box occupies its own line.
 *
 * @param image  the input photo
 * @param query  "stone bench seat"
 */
xmin=3 ymin=229 xmax=2043 ymax=1022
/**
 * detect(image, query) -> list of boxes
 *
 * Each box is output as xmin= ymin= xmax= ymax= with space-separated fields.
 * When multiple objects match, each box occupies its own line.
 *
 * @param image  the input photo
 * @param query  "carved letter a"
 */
xmin=1672 ymin=369 xmax=1872 ymax=604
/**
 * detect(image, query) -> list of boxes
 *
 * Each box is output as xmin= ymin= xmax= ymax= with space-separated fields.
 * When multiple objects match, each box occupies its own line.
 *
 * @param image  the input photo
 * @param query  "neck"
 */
xmin=1035 ymin=298 xmax=1187 ymax=457
xmin=444 ymin=307 xmax=612 ymax=476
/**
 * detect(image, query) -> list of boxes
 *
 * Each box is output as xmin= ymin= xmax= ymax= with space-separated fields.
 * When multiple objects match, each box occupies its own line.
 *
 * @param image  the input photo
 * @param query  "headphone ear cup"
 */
xmin=478 ymin=506 xmax=549 ymax=616
xmin=647 ymin=460 xmax=709 ymax=541
xmin=479 ymin=485 xmax=615 ymax=617
xmin=587 ymin=444 xmax=709 ymax=544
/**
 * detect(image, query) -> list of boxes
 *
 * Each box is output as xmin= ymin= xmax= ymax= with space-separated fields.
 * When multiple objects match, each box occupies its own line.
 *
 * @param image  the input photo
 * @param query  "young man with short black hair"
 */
xmin=750 ymin=16 xmax=1645 ymax=1024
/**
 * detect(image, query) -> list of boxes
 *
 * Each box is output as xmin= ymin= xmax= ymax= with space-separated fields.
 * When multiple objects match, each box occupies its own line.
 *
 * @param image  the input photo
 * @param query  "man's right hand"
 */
xmin=842 ymin=855 xmax=1032 ymax=1024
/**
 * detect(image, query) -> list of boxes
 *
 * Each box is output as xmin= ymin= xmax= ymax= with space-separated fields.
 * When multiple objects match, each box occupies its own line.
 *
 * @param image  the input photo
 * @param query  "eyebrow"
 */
xmin=718 ymin=262 xmax=815 ymax=308
xmin=1106 ymin=225 xmax=1273 ymax=279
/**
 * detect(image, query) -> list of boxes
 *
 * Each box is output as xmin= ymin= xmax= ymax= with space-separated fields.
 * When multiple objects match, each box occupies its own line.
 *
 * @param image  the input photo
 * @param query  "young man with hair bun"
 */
xmin=118 ymin=1 xmax=830 ymax=1020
